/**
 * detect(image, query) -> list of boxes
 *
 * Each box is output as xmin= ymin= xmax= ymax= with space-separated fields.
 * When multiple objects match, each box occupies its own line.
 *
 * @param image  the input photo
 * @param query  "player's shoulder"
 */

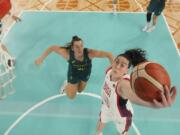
xmin=118 ymin=74 xmax=131 ymax=87
xmin=123 ymin=74 xmax=130 ymax=81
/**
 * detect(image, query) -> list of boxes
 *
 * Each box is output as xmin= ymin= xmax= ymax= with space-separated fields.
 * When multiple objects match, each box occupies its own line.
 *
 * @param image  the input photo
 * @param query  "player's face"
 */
xmin=112 ymin=56 xmax=129 ymax=77
xmin=72 ymin=40 xmax=84 ymax=57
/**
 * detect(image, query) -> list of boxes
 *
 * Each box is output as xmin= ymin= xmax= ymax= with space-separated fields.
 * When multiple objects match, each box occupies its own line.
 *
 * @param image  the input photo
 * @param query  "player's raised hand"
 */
xmin=153 ymin=85 xmax=177 ymax=108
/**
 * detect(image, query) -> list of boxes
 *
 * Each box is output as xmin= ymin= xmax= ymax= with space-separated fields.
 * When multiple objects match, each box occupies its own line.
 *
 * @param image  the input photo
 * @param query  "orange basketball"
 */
xmin=130 ymin=61 xmax=171 ymax=102
xmin=0 ymin=0 xmax=11 ymax=19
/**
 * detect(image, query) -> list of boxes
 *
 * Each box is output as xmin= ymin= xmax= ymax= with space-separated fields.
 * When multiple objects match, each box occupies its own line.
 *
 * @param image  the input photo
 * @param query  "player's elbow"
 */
xmin=48 ymin=46 xmax=59 ymax=52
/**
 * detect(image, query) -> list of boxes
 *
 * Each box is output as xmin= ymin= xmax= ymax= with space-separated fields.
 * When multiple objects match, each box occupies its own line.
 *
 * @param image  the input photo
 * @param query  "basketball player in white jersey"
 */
xmin=96 ymin=48 xmax=177 ymax=135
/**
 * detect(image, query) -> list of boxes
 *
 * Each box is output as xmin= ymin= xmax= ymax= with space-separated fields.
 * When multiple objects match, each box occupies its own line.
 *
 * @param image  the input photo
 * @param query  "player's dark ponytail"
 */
xmin=118 ymin=48 xmax=147 ymax=68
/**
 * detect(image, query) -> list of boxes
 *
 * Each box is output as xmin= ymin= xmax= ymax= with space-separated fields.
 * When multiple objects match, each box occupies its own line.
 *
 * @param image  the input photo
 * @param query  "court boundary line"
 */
xmin=20 ymin=9 xmax=146 ymax=14
xmin=162 ymin=14 xmax=180 ymax=57
xmin=1 ymin=11 xmax=23 ymax=42
xmin=4 ymin=92 xmax=141 ymax=135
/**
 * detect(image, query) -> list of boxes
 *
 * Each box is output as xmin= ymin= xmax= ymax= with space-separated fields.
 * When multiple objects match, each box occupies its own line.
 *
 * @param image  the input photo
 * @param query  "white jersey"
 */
xmin=101 ymin=67 xmax=133 ymax=118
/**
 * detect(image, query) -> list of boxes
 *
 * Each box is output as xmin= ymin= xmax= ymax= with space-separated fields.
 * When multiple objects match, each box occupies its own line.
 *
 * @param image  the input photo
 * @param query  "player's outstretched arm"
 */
xmin=88 ymin=49 xmax=114 ymax=64
xmin=35 ymin=45 xmax=69 ymax=65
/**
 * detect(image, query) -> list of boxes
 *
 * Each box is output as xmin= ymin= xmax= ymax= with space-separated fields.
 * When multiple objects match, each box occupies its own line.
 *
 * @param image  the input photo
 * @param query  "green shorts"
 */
xmin=67 ymin=70 xmax=91 ymax=84
xmin=147 ymin=0 xmax=165 ymax=16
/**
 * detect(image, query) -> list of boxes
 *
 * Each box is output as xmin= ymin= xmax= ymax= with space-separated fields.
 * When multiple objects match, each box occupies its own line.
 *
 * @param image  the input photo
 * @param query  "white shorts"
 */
xmin=99 ymin=104 xmax=132 ymax=135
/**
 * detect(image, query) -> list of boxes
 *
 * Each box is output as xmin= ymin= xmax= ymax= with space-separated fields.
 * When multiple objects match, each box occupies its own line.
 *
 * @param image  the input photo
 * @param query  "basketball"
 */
xmin=0 ymin=0 xmax=11 ymax=19
xmin=130 ymin=61 xmax=171 ymax=102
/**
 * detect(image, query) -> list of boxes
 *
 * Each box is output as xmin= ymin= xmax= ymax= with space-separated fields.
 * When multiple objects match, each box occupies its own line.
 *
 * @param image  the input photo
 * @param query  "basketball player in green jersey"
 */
xmin=35 ymin=36 xmax=114 ymax=99
xmin=143 ymin=0 xmax=166 ymax=32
